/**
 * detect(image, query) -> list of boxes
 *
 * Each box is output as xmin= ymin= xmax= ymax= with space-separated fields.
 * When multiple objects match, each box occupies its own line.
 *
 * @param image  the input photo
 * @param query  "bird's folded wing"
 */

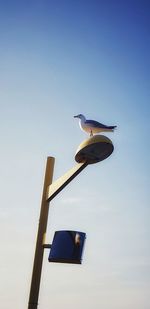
xmin=85 ymin=120 xmax=108 ymax=128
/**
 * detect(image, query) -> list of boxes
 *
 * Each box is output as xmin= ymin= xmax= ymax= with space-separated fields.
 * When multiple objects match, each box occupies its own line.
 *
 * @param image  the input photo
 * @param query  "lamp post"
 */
xmin=28 ymin=135 xmax=114 ymax=309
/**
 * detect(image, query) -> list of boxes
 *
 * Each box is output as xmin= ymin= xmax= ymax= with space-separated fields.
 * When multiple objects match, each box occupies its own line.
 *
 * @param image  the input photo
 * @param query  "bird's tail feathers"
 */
xmin=108 ymin=125 xmax=117 ymax=131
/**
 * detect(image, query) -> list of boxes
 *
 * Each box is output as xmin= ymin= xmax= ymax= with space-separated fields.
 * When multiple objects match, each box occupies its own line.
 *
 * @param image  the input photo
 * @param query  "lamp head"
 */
xmin=75 ymin=135 xmax=114 ymax=164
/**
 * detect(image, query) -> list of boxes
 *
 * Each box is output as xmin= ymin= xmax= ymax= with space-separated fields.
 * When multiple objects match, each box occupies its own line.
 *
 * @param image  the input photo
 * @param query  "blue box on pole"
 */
xmin=48 ymin=230 xmax=86 ymax=264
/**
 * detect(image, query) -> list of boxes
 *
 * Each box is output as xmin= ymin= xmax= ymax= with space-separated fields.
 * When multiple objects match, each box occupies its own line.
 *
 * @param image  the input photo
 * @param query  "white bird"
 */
xmin=74 ymin=114 xmax=117 ymax=136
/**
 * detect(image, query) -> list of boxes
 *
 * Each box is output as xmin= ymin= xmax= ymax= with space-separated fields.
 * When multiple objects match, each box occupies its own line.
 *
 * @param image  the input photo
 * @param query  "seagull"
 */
xmin=74 ymin=114 xmax=117 ymax=136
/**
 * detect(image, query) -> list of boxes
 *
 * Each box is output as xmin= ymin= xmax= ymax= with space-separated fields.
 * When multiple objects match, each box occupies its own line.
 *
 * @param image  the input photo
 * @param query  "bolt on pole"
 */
xmin=28 ymin=157 xmax=55 ymax=309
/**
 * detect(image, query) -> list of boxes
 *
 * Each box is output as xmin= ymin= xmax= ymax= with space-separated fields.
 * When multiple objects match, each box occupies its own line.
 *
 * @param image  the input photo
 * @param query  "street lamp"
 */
xmin=28 ymin=135 xmax=114 ymax=309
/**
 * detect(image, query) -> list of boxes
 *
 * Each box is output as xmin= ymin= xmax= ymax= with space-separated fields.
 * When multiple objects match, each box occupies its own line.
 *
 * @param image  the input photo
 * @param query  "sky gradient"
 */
xmin=0 ymin=1 xmax=150 ymax=309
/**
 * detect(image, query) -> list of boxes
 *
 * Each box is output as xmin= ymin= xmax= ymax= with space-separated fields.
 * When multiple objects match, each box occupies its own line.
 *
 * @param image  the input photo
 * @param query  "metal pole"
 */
xmin=28 ymin=157 xmax=55 ymax=309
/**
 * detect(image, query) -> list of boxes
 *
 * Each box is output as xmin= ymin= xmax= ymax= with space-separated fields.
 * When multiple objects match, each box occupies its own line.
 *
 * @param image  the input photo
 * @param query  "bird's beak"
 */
xmin=74 ymin=115 xmax=78 ymax=118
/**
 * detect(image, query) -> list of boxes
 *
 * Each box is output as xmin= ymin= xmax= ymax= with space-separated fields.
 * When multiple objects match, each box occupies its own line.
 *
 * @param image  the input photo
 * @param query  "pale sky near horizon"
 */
xmin=0 ymin=1 xmax=150 ymax=308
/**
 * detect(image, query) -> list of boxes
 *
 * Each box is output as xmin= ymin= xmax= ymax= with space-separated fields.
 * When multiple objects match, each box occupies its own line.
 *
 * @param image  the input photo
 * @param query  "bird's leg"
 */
xmin=90 ymin=130 xmax=93 ymax=137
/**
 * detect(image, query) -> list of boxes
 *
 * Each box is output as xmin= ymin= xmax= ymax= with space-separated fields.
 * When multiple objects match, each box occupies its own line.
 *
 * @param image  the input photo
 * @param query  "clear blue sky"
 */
xmin=0 ymin=1 xmax=150 ymax=308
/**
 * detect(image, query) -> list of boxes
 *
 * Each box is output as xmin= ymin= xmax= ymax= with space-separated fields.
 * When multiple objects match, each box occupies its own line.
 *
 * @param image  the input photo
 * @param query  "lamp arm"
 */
xmin=46 ymin=162 xmax=88 ymax=202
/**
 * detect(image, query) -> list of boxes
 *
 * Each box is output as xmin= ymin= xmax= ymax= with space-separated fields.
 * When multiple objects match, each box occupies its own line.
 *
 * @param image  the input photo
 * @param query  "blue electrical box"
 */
xmin=48 ymin=230 xmax=86 ymax=264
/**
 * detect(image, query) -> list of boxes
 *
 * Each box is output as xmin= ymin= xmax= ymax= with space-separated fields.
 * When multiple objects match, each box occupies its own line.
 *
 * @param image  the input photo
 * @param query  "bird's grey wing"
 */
xmin=85 ymin=120 xmax=108 ymax=128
